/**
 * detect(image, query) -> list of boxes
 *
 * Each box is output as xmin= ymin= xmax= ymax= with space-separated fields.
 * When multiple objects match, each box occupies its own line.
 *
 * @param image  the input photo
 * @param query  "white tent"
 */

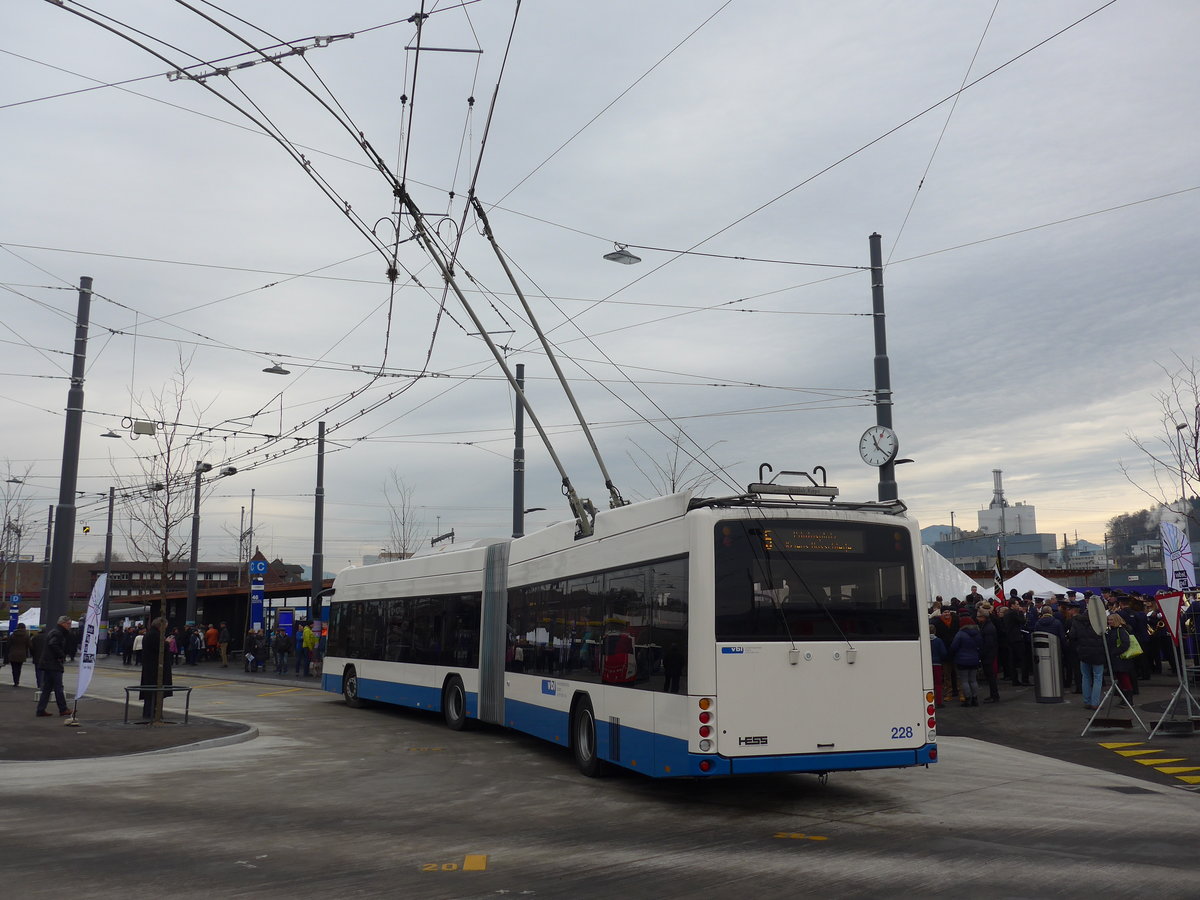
xmin=1004 ymin=567 xmax=1069 ymax=597
xmin=923 ymin=545 xmax=980 ymax=606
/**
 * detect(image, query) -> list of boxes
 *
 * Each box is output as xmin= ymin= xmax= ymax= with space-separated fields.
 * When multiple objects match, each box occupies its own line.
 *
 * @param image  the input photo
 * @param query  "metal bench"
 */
xmin=123 ymin=684 xmax=194 ymax=723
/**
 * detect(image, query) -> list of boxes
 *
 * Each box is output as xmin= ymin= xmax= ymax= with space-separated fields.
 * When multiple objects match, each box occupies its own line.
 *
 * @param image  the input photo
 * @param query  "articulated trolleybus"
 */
xmin=323 ymin=481 xmax=937 ymax=778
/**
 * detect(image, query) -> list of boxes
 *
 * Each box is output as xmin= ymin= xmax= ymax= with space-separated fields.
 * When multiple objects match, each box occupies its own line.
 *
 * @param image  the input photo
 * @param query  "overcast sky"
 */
xmin=2 ymin=0 xmax=1196 ymax=570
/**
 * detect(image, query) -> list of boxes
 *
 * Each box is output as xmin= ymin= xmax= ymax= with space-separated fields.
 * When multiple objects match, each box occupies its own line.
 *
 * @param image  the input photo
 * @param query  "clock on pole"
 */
xmin=858 ymin=426 xmax=898 ymax=467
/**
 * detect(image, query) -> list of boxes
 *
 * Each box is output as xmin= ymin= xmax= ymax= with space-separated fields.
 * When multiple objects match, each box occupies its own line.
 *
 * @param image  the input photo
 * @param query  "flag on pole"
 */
xmin=993 ymin=540 xmax=1005 ymax=602
xmin=74 ymin=573 xmax=106 ymax=701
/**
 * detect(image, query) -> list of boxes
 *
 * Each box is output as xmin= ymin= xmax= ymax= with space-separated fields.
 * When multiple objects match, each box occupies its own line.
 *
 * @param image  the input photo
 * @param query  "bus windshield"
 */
xmin=714 ymin=519 xmax=919 ymax=641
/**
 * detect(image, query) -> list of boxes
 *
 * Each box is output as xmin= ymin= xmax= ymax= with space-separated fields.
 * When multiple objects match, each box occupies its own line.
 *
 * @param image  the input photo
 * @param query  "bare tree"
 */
xmin=1 ymin=461 xmax=34 ymax=602
xmin=383 ymin=470 xmax=427 ymax=558
xmin=625 ymin=432 xmax=728 ymax=501
xmin=1122 ymin=353 xmax=1200 ymax=530
xmin=113 ymin=353 xmax=217 ymax=608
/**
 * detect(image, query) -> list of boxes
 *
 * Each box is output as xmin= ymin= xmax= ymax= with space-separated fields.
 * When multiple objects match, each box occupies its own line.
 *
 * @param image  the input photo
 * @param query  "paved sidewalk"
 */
xmin=935 ymin=672 xmax=1200 ymax=786
xmin=0 ymin=656 xmax=257 ymax=762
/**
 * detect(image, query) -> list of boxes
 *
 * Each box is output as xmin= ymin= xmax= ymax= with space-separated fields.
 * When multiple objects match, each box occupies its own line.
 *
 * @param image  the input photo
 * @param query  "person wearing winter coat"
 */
xmin=975 ymin=605 xmax=1001 ymax=703
xmin=929 ymin=623 xmax=948 ymax=710
xmin=1001 ymin=603 xmax=1032 ymax=686
xmin=1068 ymin=609 xmax=1107 ymax=709
xmin=35 ymin=616 xmax=71 ymax=717
xmin=7 ymin=622 xmax=32 ymax=686
xmin=931 ymin=608 xmax=960 ymax=702
xmin=949 ymin=615 xmax=983 ymax=707
xmin=1106 ymin=613 xmax=1137 ymax=700
xmin=272 ymin=628 xmax=294 ymax=675
xmin=1033 ymin=607 xmax=1066 ymax=647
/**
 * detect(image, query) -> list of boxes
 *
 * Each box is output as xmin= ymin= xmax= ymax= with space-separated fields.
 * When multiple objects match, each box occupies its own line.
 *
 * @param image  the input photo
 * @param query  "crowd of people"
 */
xmin=105 ymin=620 xmax=323 ymax=676
xmin=929 ymin=587 xmax=1191 ymax=711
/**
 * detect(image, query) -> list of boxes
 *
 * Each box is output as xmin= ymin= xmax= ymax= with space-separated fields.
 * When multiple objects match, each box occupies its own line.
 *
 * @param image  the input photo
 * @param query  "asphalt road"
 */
xmin=2 ymin=658 xmax=1197 ymax=898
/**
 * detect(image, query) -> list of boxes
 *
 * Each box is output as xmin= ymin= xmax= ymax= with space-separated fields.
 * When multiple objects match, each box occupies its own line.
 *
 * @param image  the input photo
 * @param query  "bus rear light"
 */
xmin=699 ymin=759 xmax=713 ymax=773
xmin=929 ymin=748 xmax=938 ymax=761
xmin=699 ymin=711 xmax=712 ymax=724
xmin=699 ymin=725 xmax=712 ymax=738
xmin=699 ymin=697 xmax=713 ymax=711
xmin=699 ymin=739 xmax=712 ymax=752
xmin=925 ymin=691 xmax=935 ymax=703
xmin=926 ymin=704 xmax=935 ymax=715
xmin=927 ymin=716 xmax=936 ymax=728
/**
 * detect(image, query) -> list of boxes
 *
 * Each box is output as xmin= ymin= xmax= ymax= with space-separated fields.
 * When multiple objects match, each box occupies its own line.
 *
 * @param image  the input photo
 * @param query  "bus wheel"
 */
xmin=442 ymin=675 xmax=468 ymax=731
xmin=571 ymin=697 xmax=604 ymax=777
xmin=342 ymin=666 xmax=365 ymax=708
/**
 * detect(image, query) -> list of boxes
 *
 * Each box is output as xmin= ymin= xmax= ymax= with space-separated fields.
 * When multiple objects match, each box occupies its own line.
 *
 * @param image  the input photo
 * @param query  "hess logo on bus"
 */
xmin=738 ymin=735 xmax=769 ymax=746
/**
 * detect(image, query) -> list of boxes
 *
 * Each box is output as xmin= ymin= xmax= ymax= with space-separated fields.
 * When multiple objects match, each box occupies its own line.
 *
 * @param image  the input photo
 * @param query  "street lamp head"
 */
xmin=5 ymin=476 xmax=23 ymax=485
xmin=100 ymin=429 xmax=121 ymax=439
xmin=1176 ymin=422 xmax=1189 ymax=432
xmin=603 ymin=243 xmax=642 ymax=265
xmin=220 ymin=466 xmax=237 ymax=477
xmin=263 ymin=362 xmax=291 ymax=375
xmin=196 ymin=462 xmax=213 ymax=474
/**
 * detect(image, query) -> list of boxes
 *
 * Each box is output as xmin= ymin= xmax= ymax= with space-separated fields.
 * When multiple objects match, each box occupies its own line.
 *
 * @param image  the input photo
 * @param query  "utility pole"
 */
xmin=40 ymin=505 xmax=53 ymax=608
xmin=512 ymin=364 xmax=526 ymax=538
xmin=101 ymin=487 xmax=114 ymax=648
xmin=45 ymin=276 xmax=93 ymax=626
xmin=869 ymin=235 xmax=897 ymax=503
xmin=310 ymin=421 xmax=325 ymax=622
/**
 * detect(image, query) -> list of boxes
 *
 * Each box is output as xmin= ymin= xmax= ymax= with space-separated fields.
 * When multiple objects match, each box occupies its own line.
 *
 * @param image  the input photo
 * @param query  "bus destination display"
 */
xmin=760 ymin=526 xmax=864 ymax=554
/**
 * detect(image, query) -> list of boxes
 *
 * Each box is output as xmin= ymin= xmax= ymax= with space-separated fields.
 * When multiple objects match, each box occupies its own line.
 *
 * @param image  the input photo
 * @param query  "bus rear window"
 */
xmin=714 ymin=519 xmax=919 ymax=641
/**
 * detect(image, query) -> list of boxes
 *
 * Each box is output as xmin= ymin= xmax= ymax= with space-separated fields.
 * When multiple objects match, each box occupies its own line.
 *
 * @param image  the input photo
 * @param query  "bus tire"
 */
xmin=342 ymin=666 xmax=365 ymax=708
xmin=571 ymin=697 xmax=604 ymax=778
xmin=442 ymin=675 xmax=468 ymax=731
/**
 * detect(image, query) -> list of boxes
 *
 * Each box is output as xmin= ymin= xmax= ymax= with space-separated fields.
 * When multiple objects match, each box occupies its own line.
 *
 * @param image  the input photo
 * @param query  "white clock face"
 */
xmin=859 ymin=427 xmax=898 ymax=466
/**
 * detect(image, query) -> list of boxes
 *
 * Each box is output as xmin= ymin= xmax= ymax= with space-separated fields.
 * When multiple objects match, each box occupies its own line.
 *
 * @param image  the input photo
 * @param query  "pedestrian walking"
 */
xmin=7 ymin=622 xmax=31 ymax=687
xmin=35 ymin=615 xmax=72 ymax=717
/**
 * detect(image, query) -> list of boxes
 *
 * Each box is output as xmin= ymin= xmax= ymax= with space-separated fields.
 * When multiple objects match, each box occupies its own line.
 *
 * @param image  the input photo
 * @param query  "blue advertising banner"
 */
xmin=250 ymin=577 xmax=265 ymax=631
xmin=8 ymin=594 xmax=19 ymax=632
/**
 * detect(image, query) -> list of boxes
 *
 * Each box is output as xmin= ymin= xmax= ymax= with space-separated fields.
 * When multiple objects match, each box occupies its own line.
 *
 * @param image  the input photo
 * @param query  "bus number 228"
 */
xmin=890 ymin=725 xmax=913 ymax=739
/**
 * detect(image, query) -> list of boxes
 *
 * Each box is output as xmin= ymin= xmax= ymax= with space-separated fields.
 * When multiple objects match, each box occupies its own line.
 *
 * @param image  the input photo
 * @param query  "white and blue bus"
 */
xmin=322 ymin=488 xmax=938 ymax=778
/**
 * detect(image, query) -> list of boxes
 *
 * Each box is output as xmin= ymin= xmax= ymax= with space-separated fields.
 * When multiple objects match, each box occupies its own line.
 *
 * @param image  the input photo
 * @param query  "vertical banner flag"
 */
xmin=8 ymin=593 xmax=20 ymax=633
xmin=75 ymin=573 xmax=106 ymax=700
xmin=994 ymin=540 xmax=1005 ymax=601
xmin=1160 ymin=521 xmax=1196 ymax=591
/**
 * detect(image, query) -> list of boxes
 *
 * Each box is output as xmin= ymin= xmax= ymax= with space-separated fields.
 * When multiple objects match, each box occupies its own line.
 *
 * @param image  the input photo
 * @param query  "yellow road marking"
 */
xmin=186 ymin=681 xmax=236 ymax=689
xmin=1114 ymin=749 xmax=1163 ymax=757
xmin=462 ymin=855 xmax=488 ymax=871
xmin=1098 ymin=742 xmax=1144 ymax=749
xmin=774 ymin=832 xmax=828 ymax=841
xmin=1176 ymin=775 xmax=1200 ymax=784
xmin=1156 ymin=766 xmax=1200 ymax=774
xmin=1134 ymin=757 xmax=1187 ymax=766
xmin=257 ymin=688 xmax=304 ymax=697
